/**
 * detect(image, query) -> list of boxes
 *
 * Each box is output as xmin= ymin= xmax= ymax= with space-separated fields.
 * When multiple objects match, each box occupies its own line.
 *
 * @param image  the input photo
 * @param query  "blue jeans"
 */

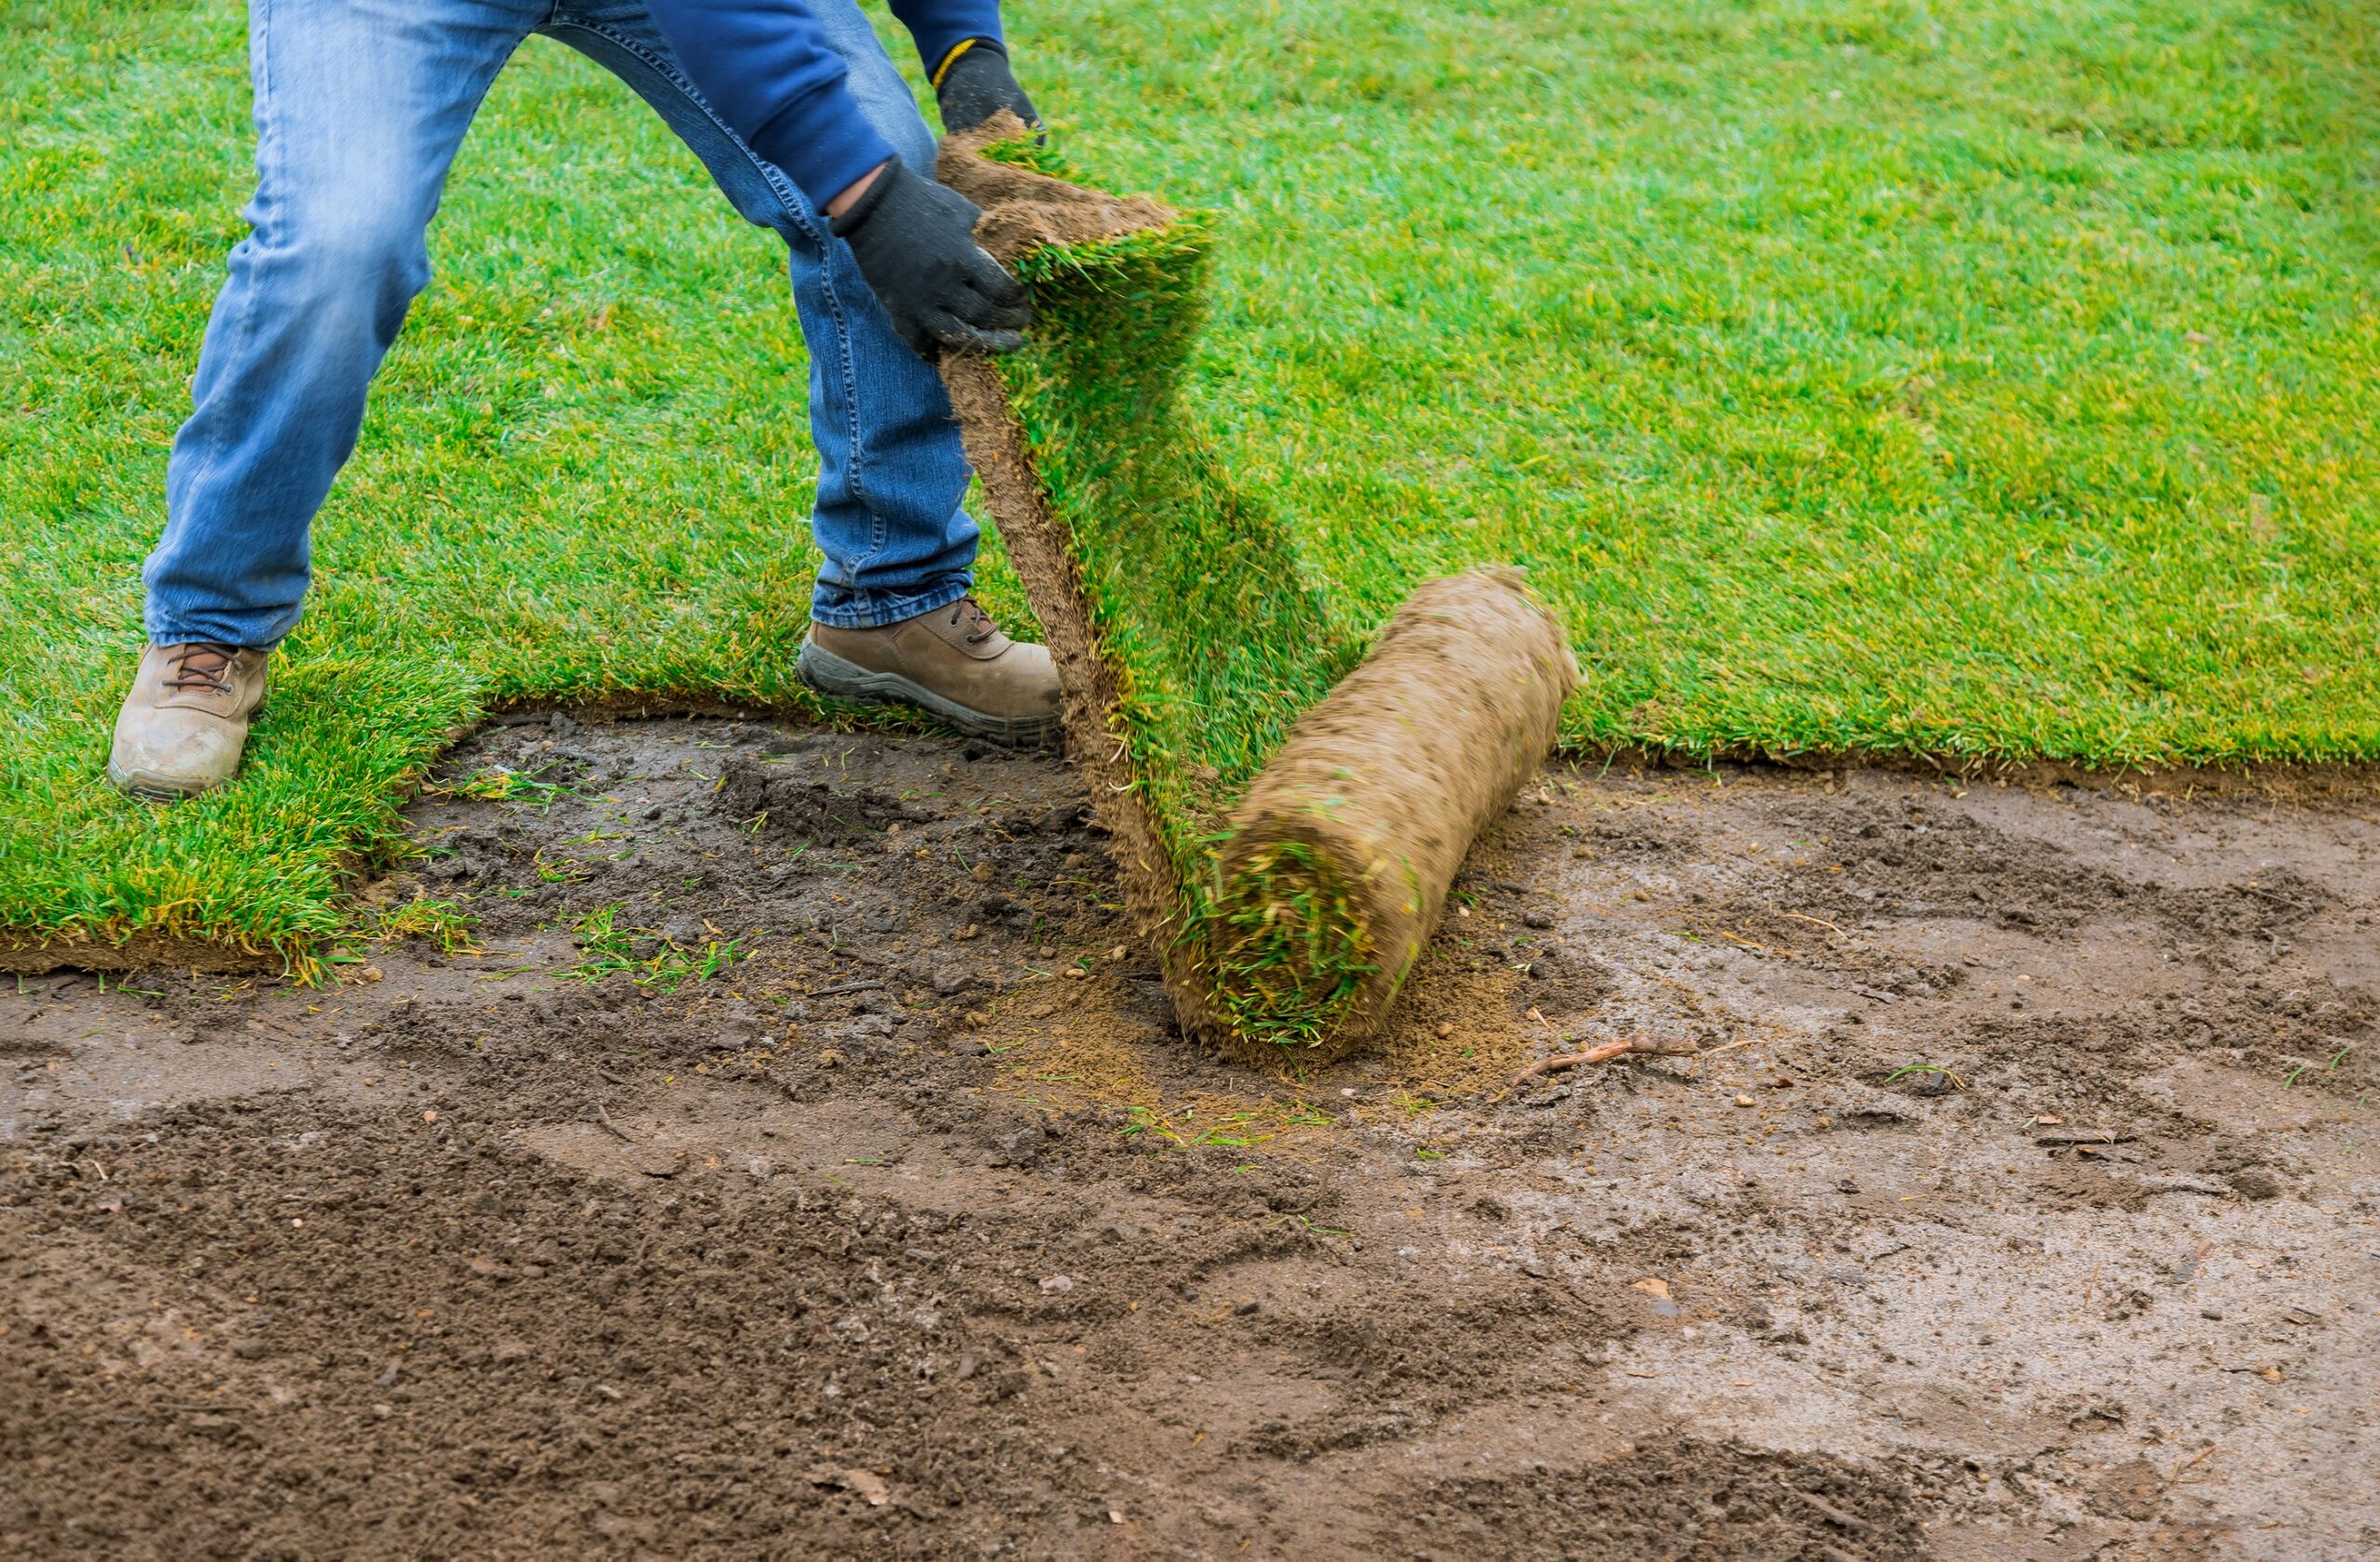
xmin=145 ymin=0 xmax=979 ymax=648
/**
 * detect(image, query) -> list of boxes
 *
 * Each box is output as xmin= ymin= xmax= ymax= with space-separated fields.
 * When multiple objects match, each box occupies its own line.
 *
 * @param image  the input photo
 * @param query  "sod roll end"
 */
xmin=1208 ymin=570 xmax=1576 ymax=1061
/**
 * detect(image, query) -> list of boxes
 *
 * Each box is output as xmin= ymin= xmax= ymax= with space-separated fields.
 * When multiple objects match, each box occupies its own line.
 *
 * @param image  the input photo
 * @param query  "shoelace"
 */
xmin=946 ymin=598 xmax=1000 ymax=647
xmin=164 ymin=642 xmax=243 ymax=696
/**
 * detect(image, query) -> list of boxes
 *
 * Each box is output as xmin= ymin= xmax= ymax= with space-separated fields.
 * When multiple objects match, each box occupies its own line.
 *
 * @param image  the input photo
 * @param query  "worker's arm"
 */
xmin=644 ymin=0 xmax=1029 ymax=355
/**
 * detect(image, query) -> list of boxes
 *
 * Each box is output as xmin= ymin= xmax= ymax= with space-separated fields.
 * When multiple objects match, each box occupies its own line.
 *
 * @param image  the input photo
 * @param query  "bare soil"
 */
xmin=5 ymin=714 xmax=2375 ymax=1560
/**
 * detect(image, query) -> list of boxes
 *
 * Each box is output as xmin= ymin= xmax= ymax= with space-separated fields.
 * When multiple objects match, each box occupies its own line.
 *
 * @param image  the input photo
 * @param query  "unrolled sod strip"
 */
xmin=936 ymin=120 xmax=1576 ymax=1066
xmin=932 ymin=119 xmax=1209 ymax=1018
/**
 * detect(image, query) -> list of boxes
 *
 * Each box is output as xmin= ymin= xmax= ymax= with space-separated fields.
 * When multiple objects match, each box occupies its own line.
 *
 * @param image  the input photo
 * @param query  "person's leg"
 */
xmin=117 ymin=0 xmax=540 ymax=799
xmin=545 ymin=0 xmax=1057 ymax=744
xmin=541 ymin=0 xmax=979 ymax=629
xmin=145 ymin=0 xmax=543 ymax=652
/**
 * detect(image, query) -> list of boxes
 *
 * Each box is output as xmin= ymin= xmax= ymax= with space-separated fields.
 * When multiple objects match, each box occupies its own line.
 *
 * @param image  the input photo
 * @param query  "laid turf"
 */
xmin=3 ymin=0 xmax=2375 ymax=969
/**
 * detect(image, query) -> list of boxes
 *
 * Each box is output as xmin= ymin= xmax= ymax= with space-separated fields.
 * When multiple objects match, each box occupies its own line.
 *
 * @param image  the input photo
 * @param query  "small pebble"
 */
xmin=1734 ymin=1093 xmax=1755 ymax=1108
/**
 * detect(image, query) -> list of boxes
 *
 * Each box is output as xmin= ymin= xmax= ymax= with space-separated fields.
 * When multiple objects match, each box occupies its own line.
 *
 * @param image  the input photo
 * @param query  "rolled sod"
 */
xmin=1210 ymin=572 xmax=1573 ymax=1059
xmin=938 ymin=118 xmax=1573 ymax=1064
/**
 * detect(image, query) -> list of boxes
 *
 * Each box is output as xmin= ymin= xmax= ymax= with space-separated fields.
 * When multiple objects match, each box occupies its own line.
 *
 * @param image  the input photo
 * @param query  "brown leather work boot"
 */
xmin=108 ymin=642 xmax=272 ymax=801
xmin=800 ymin=597 xmax=1060 ymax=747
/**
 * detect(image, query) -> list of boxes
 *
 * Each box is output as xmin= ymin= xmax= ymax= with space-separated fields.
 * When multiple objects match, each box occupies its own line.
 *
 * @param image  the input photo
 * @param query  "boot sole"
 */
xmin=798 ymin=642 xmax=1060 ymax=748
xmin=106 ymin=762 xmax=217 ymax=803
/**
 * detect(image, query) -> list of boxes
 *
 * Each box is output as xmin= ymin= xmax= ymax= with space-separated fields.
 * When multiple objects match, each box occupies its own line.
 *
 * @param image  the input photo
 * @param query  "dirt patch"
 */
xmin=6 ymin=717 xmax=2377 ymax=1558
xmin=1386 ymin=1434 xmax=1929 ymax=1560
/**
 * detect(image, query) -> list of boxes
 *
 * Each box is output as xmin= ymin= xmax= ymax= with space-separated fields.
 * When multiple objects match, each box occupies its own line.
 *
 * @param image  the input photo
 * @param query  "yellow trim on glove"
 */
xmin=931 ymin=38 xmax=982 ymax=90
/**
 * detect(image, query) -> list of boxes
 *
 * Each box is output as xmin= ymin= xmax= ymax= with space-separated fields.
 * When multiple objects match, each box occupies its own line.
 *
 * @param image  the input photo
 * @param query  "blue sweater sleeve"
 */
xmin=888 ymin=0 xmax=1003 ymax=79
xmin=646 ymin=0 xmax=1004 ymax=209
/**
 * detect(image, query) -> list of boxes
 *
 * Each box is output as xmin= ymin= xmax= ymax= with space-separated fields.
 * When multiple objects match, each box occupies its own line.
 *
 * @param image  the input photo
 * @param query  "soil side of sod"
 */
xmin=4 ymin=715 xmax=2375 ymax=1558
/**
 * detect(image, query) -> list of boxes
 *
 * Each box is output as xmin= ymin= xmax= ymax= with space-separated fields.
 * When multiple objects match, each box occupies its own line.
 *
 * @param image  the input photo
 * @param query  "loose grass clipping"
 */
xmin=937 ymin=117 xmax=1575 ymax=1066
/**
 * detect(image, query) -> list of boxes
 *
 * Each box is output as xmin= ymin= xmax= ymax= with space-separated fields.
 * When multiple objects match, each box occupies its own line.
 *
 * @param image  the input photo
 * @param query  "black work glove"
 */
xmin=935 ymin=39 xmax=1039 ymax=134
xmin=830 ymin=157 xmax=1029 ymax=358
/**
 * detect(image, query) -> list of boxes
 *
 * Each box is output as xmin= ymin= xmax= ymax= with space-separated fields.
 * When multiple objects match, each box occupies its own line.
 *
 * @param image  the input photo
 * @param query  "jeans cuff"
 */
xmin=808 ymin=576 xmax=973 ymax=631
xmin=144 ymin=616 xmax=287 ymax=653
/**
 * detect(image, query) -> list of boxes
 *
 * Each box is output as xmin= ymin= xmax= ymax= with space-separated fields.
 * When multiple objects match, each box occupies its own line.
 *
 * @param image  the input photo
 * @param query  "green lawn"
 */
xmin=3 ymin=0 xmax=2375 ymax=968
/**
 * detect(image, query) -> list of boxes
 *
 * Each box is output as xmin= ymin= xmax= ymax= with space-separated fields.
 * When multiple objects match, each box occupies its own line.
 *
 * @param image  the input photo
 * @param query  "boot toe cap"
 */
xmin=1008 ymin=642 xmax=1063 ymax=715
xmin=110 ymin=710 xmax=247 ymax=800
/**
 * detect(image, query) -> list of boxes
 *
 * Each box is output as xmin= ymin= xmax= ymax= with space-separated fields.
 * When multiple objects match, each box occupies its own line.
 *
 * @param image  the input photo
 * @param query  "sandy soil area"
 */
xmin=6 ymin=715 xmax=2374 ymax=1559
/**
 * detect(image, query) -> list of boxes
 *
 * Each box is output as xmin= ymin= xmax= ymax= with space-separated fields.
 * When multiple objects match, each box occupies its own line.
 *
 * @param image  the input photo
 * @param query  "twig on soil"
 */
xmin=1778 ymin=1482 xmax=1871 ymax=1534
xmin=2035 ymin=1128 xmax=2132 ymax=1145
xmin=811 ymin=979 xmax=887 ymax=997
xmin=1780 ymin=910 xmax=1847 ymax=937
xmin=594 ymin=1105 xmax=635 ymax=1145
xmin=1508 ymin=1037 xmax=1694 ymax=1085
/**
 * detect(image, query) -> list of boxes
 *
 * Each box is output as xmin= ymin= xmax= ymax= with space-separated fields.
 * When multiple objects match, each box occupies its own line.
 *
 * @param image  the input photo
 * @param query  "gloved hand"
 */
xmin=934 ymin=39 xmax=1039 ymax=135
xmin=830 ymin=157 xmax=1029 ymax=357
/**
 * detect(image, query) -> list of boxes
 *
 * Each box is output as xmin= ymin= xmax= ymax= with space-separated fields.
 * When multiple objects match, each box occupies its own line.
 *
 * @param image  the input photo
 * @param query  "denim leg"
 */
xmin=545 ymin=0 xmax=980 ymax=629
xmin=147 ymin=0 xmax=546 ymax=649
